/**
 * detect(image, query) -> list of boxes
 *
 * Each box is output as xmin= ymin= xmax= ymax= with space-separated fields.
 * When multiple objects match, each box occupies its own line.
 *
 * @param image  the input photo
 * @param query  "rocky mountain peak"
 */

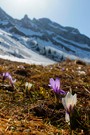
xmin=23 ymin=14 xmax=30 ymax=21
xmin=20 ymin=14 xmax=32 ymax=28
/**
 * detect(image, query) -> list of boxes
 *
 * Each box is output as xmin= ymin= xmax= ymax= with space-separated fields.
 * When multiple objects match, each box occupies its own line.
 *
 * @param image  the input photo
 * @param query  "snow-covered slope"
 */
xmin=0 ymin=29 xmax=55 ymax=65
xmin=0 ymin=7 xmax=90 ymax=64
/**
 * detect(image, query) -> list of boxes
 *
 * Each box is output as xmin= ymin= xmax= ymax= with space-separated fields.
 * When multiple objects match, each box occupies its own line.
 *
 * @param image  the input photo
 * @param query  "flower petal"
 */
xmin=65 ymin=92 xmax=73 ymax=109
xmin=62 ymin=97 xmax=67 ymax=110
xmin=28 ymin=83 xmax=33 ymax=90
xmin=72 ymin=94 xmax=77 ymax=107
xmin=65 ymin=112 xmax=70 ymax=124
xmin=49 ymin=78 xmax=56 ymax=91
xmin=60 ymin=89 xmax=66 ymax=95
xmin=25 ymin=82 xmax=28 ymax=87
xmin=55 ymin=78 xmax=60 ymax=89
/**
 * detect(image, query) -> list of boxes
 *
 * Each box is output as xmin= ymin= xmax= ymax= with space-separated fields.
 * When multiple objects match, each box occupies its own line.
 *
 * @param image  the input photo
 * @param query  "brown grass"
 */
xmin=0 ymin=58 xmax=90 ymax=135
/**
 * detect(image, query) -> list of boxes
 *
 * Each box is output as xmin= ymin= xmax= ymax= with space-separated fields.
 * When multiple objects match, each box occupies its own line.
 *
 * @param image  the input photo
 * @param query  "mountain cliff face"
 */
xmin=0 ymin=7 xmax=90 ymax=63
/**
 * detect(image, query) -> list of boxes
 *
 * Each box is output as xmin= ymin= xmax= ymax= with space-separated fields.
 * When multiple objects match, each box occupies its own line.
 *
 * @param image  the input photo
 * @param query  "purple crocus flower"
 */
xmin=49 ymin=78 xmax=66 ymax=95
xmin=2 ymin=72 xmax=16 ymax=87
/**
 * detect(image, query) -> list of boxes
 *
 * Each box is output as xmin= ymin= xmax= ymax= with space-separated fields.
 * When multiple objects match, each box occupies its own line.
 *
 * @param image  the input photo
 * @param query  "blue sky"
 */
xmin=0 ymin=0 xmax=90 ymax=37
